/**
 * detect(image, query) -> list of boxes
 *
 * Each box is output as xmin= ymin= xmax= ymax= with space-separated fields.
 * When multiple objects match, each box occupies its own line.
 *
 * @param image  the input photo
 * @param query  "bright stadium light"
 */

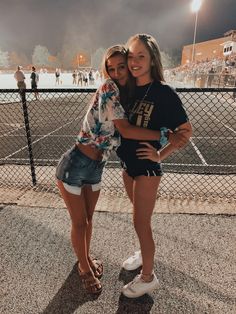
xmin=191 ymin=0 xmax=202 ymax=12
xmin=77 ymin=54 xmax=83 ymax=68
xmin=191 ymin=0 xmax=203 ymax=62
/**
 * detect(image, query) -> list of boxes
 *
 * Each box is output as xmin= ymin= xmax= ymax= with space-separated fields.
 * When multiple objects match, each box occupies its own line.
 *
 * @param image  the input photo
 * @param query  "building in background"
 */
xmin=181 ymin=29 xmax=236 ymax=65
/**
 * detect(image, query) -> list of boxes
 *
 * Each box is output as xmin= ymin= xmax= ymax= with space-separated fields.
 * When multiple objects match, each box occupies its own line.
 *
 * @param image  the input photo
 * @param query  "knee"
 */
xmin=72 ymin=214 xmax=94 ymax=230
xmin=72 ymin=220 xmax=88 ymax=231
xmin=133 ymin=218 xmax=143 ymax=233
xmin=133 ymin=218 xmax=151 ymax=234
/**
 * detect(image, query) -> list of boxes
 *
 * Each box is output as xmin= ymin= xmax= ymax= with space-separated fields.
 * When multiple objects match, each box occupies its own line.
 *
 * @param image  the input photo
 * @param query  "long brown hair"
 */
xmin=126 ymin=34 xmax=165 ymax=82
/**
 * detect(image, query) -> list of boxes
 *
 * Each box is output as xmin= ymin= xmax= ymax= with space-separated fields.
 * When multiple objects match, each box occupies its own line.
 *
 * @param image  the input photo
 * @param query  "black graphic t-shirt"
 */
xmin=117 ymin=81 xmax=189 ymax=163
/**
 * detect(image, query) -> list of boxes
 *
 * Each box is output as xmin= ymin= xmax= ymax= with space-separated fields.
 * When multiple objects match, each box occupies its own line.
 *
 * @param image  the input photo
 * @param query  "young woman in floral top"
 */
xmin=55 ymin=45 xmax=170 ymax=295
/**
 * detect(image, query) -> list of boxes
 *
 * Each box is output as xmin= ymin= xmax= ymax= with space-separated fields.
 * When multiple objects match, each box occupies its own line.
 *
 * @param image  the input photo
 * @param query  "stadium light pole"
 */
xmin=191 ymin=0 xmax=202 ymax=63
xmin=77 ymin=54 xmax=83 ymax=68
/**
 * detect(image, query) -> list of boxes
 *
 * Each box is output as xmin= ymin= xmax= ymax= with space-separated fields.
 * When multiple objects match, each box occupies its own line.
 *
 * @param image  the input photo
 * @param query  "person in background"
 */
xmin=55 ymin=68 xmax=61 ymax=85
xmin=14 ymin=65 xmax=26 ymax=91
xmin=89 ymin=70 xmax=95 ymax=85
xmin=55 ymin=45 xmax=175 ymax=295
xmin=77 ymin=70 xmax=83 ymax=86
xmin=72 ymin=70 xmax=78 ymax=85
xmin=30 ymin=66 xmax=39 ymax=100
xmin=207 ymin=67 xmax=215 ymax=87
xmin=83 ymin=70 xmax=89 ymax=87
xmin=222 ymin=67 xmax=230 ymax=87
xmin=117 ymin=34 xmax=192 ymax=298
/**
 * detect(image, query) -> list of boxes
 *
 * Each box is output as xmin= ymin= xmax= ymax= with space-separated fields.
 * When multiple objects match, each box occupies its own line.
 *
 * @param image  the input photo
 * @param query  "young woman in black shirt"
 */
xmin=118 ymin=34 xmax=192 ymax=298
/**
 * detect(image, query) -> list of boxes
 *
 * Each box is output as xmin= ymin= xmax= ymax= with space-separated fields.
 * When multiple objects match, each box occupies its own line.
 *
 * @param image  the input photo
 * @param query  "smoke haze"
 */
xmin=0 ymin=0 xmax=235 ymax=57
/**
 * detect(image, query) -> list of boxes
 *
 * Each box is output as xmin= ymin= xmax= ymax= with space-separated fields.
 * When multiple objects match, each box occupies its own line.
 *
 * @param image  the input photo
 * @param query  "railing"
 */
xmin=0 ymin=88 xmax=235 ymax=201
xmin=167 ymin=72 xmax=236 ymax=89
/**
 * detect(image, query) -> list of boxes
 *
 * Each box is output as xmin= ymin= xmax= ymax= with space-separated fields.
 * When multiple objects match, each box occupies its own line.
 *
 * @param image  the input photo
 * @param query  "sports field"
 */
xmin=0 ymin=72 xmax=102 ymax=89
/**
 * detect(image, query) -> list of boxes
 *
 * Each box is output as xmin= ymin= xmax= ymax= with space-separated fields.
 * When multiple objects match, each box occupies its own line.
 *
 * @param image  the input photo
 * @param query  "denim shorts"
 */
xmin=56 ymin=145 xmax=105 ymax=194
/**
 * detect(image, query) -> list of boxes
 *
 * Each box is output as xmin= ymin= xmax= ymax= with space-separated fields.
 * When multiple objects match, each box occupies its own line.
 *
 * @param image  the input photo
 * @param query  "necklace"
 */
xmin=140 ymin=81 xmax=153 ymax=103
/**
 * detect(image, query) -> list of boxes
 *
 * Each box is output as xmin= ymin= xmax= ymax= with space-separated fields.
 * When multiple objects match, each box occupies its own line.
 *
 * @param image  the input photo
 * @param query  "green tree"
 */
xmin=91 ymin=47 xmax=106 ymax=69
xmin=0 ymin=48 xmax=9 ymax=68
xmin=9 ymin=51 xmax=29 ymax=68
xmin=32 ymin=45 xmax=50 ymax=67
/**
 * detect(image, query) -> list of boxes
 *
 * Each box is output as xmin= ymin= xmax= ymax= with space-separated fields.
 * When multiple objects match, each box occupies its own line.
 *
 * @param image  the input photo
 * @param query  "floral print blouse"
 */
xmin=76 ymin=79 xmax=127 ymax=160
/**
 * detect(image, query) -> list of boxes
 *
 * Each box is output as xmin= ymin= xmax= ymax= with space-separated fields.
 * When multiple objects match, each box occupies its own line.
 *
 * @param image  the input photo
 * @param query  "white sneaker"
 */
xmin=122 ymin=251 xmax=142 ymax=271
xmin=122 ymin=273 xmax=159 ymax=298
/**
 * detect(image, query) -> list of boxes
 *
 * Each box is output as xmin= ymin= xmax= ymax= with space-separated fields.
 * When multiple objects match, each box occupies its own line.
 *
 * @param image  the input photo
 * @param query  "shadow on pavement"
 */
xmin=42 ymin=263 xmax=101 ymax=314
xmin=118 ymin=267 xmax=142 ymax=284
xmin=116 ymin=267 xmax=154 ymax=313
xmin=116 ymin=294 xmax=154 ymax=314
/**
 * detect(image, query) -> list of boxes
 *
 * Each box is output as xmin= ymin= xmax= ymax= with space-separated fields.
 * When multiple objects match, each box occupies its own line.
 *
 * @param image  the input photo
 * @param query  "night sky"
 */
xmin=0 ymin=0 xmax=235 ymax=57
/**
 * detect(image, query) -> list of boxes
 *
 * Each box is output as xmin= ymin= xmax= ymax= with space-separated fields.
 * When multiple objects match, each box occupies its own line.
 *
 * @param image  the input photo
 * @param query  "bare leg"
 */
xmin=132 ymin=176 xmax=161 ymax=276
xmin=57 ymin=180 xmax=99 ymax=274
xmin=83 ymin=185 xmax=100 ymax=263
xmin=122 ymin=171 xmax=161 ymax=278
xmin=122 ymin=170 xmax=134 ymax=204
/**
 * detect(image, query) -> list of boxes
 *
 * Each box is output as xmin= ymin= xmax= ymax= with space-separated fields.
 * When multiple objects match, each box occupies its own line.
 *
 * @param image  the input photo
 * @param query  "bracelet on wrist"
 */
xmin=160 ymin=127 xmax=169 ymax=147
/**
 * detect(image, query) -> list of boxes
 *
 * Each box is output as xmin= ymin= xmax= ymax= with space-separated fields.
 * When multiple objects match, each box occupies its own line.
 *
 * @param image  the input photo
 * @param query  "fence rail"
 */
xmin=0 ymin=88 xmax=235 ymax=201
xmin=167 ymin=73 xmax=236 ymax=89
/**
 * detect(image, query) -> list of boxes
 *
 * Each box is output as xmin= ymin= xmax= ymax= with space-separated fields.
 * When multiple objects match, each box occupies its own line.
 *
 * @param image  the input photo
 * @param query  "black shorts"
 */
xmin=117 ymin=141 xmax=163 ymax=178
xmin=120 ymin=158 xmax=163 ymax=178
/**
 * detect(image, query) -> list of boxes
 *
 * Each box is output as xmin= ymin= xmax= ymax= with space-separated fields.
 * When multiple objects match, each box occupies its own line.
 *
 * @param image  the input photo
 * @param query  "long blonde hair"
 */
xmin=101 ymin=44 xmax=135 ymax=112
xmin=126 ymin=34 xmax=165 ymax=82
xmin=101 ymin=45 xmax=127 ymax=79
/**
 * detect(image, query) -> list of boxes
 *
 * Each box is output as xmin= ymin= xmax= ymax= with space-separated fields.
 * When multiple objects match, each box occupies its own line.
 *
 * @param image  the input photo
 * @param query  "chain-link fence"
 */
xmin=0 ymin=88 xmax=235 ymax=201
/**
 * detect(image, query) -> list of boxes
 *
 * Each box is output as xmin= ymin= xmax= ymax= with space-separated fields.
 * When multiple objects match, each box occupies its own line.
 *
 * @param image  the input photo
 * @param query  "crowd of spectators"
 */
xmin=165 ymin=53 xmax=236 ymax=88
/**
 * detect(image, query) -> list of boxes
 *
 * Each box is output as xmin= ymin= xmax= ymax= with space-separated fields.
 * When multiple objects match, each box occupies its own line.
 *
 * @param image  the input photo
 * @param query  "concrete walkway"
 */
xmin=1 ymin=199 xmax=236 ymax=313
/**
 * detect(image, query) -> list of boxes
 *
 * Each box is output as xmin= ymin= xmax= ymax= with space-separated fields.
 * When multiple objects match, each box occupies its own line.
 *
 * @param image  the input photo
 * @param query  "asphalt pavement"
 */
xmin=1 ymin=202 xmax=235 ymax=314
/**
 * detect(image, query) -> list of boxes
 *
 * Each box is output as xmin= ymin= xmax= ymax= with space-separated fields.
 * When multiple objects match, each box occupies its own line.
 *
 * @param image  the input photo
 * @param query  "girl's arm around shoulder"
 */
xmin=168 ymin=121 xmax=192 ymax=149
xmin=98 ymin=79 xmax=160 ymax=141
xmin=98 ymin=78 xmax=119 ymax=94
xmin=113 ymin=119 xmax=161 ymax=141
xmin=161 ymin=82 xmax=192 ymax=147
xmin=96 ymin=78 xmax=124 ymax=121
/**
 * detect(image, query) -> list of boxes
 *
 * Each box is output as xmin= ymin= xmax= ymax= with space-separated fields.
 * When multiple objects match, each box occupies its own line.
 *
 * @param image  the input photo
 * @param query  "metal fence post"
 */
xmin=21 ymin=90 xmax=37 ymax=186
